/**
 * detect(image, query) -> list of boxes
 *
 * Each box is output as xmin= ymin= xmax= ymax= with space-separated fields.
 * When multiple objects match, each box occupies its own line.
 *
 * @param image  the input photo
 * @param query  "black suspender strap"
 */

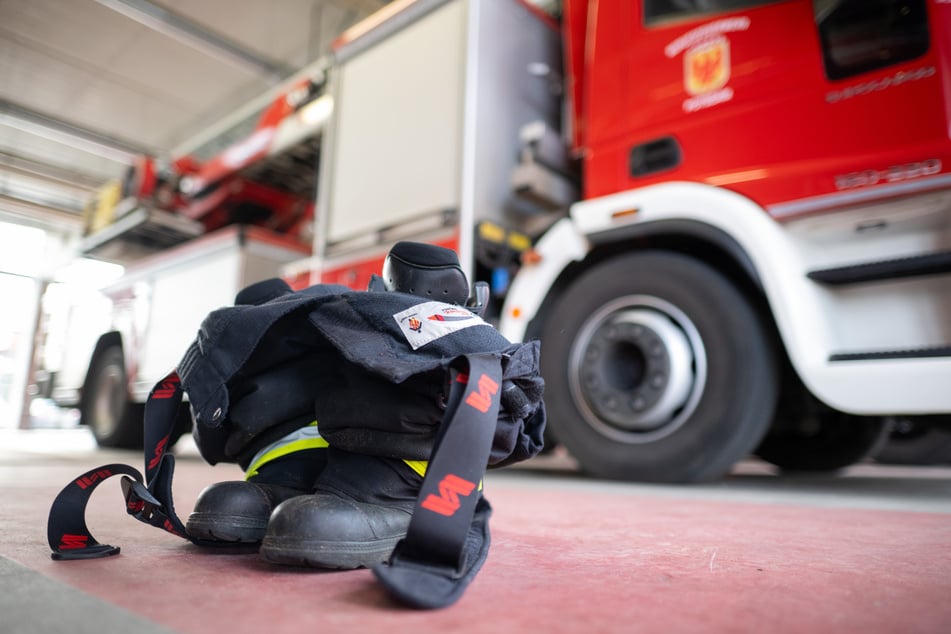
xmin=122 ymin=371 xmax=203 ymax=541
xmin=47 ymin=462 xmax=142 ymax=560
xmin=374 ymin=352 xmax=502 ymax=609
xmin=47 ymin=371 xmax=211 ymax=560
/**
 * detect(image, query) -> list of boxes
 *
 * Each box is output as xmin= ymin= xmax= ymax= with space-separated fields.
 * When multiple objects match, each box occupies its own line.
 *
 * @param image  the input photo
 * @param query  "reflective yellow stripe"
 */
xmin=401 ymin=460 xmax=483 ymax=490
xmin=402 ymin=460 xmax=428 ymax=477
xmin=245 ymin=422 xmax=327 ymax=480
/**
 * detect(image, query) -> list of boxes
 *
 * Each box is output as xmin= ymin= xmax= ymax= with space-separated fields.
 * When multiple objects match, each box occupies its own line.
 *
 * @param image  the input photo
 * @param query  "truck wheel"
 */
xmin=539 ymin=251 xmax=778 ymax=483
xmin=82 ymin=346 xmax=144 ymax=449
xmin=755 ymin=411 xmax=889 ymax=472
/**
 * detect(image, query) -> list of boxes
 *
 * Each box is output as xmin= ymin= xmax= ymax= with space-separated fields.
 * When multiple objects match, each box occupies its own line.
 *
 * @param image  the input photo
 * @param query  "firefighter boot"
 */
xmin=259 ymin=447 xmax=425 ymax=568
xmin=186 ymin=436 xmax=328 ymax=544
xmin=186 ymin=275 xmax=328 ymax=545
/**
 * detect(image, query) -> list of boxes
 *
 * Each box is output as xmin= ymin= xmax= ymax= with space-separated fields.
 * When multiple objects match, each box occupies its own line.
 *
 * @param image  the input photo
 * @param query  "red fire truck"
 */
xmin=306 ymin=0 xmax=951 ymax=482
xmin=56 ymin=0 xmax=951 ymax=482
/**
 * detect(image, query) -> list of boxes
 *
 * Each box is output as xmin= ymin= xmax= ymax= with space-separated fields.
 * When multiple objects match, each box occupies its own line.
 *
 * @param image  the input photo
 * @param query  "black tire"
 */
xmin=539 ymin=251 xmax=778 ymax=483
xmin=756 ymin=409 xmax=889 ymax=472
xmin=82 ymin=346 xmax=144 ymax=449
xmin=874 ymin=416 xmax=951 ymax=465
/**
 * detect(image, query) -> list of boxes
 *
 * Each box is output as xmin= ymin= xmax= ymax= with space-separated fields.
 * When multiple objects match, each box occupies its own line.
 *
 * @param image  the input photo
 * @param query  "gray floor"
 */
xmin=2 ymin=427 xmax=950 ymax=634
xmin=5 ymin=425 xmax=950 ymax=513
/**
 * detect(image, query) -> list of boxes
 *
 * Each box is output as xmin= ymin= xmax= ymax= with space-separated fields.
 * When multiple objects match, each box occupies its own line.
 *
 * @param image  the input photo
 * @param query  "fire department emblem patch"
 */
xmin=394 ymin=301 xmax=486 ymax=350
xmin=665 ymin=17 xmax=748 ymax=113
xmin=685 ymin=36 xmax=730 ymax=96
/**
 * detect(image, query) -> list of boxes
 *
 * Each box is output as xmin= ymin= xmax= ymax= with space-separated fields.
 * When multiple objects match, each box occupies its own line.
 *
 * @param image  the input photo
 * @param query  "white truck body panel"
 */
xmin=326 ymin=0 xmax=466 ymax=245
xmin=51 ymin=225 xmax=308 ymax=404
xmin=501 ymin=181 xmax=951 ymax=415
xmin=315 ymin=0 xmax=563 ymax=281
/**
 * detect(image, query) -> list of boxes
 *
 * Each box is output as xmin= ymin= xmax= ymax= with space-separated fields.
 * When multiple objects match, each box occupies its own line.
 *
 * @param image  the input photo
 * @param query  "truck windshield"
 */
xmin=644 ymin=0 xmax=778 ymax=25
xmin=815 ymin=0 xmax=929 ymax=80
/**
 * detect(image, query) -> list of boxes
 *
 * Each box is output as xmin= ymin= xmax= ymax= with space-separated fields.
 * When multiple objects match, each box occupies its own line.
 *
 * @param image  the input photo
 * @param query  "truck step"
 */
xmin=829 ymin=345 xmax=951 ymax=362
xmin=807 ymin=250 xmax=951 ymax=285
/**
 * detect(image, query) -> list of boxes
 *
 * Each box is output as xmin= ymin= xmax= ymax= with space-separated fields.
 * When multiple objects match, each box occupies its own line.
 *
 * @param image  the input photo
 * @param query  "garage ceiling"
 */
xmin=0 ymin=0 xmax=392 ymax=236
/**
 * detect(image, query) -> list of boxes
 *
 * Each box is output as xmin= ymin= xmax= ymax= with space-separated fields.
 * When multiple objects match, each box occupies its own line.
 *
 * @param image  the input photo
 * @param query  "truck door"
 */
xmin=586 ymin=0 xmax=944 ymax=212
xmin=802 ymin=0 xmax=945 ymax=212
xmin=584 ymin=0 xmax=814 ymax=200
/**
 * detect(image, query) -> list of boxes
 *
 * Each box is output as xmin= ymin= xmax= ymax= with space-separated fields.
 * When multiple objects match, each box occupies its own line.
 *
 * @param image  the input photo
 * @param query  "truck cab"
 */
xmin=505 ymin=0 xmax=951 ymax=480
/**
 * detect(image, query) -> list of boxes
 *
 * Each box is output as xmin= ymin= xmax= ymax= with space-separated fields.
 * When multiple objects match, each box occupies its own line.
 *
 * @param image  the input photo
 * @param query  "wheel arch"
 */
xmin=526 ymin=219 xmax=772 ymax=342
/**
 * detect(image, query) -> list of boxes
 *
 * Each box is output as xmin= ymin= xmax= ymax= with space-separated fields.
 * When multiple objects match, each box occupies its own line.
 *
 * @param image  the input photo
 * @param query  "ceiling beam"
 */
xmin=93 ymin=0 xmax=296 ymax=81
xmin=0 ymin=150 xmax=104 ymax=191
xmin=0 ymin=193 xmax=85 ymax=233
xmin=0 ymin=99 xmax=150 ymax=163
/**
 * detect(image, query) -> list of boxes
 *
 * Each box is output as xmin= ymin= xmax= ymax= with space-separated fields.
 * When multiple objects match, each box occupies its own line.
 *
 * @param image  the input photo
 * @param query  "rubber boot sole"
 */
xmin=259 ymin=534 xmax=403 ymax=569
xmin=185 ymin=513 xmax=268 ymax=544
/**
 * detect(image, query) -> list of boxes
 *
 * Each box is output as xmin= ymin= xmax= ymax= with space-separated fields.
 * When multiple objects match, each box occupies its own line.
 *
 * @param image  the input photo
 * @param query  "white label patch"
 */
xmin=394 ymin=301 xmax=485 ymax=350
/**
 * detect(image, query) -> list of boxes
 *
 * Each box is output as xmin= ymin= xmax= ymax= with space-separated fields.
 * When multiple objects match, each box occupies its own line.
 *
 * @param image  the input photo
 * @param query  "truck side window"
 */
xmin=814 ymin=0 xmax=929 ymax=81
xmin=644 ymin=0 xmax=778 ymax=25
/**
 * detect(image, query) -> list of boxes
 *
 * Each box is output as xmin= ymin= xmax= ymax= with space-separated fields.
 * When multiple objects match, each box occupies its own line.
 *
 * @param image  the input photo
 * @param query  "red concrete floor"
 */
xmin=2 ymin=429 xmax=950 ymax=633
